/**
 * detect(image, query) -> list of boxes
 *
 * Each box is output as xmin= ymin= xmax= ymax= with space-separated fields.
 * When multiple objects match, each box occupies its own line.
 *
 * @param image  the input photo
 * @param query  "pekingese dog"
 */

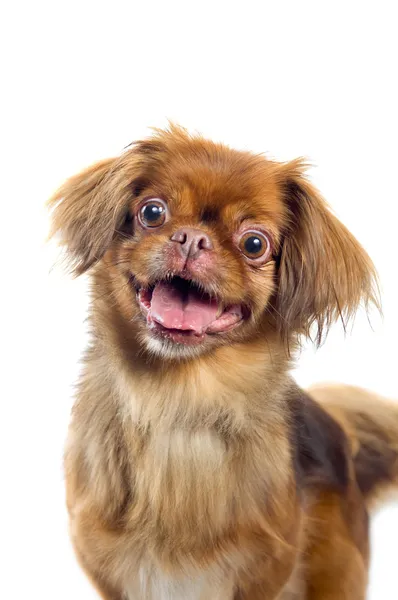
xmin=49 ymin=125 xmax=398 ymax=599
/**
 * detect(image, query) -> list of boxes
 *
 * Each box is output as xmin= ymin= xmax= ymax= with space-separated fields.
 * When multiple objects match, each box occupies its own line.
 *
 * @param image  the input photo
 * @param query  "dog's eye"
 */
xmin=138 ymin=199 xmax=167 ymax=228
xmin=237 ymin=230 xmax=272 ymax=264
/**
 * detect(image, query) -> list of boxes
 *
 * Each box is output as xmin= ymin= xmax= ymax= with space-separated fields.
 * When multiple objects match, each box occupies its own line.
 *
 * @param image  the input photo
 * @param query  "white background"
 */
xmin=1 ymin=2 xmax=397 ymax=598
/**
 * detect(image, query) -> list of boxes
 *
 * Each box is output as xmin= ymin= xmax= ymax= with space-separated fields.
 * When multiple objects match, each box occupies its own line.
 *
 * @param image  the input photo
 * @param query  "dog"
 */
xmin=49 ymin=125 xmax=398 ymax=599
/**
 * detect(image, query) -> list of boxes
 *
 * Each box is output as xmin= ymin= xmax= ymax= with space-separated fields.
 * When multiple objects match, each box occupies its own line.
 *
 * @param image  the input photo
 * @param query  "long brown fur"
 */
xmin=49 ymin=125 xmax=397 ymax=599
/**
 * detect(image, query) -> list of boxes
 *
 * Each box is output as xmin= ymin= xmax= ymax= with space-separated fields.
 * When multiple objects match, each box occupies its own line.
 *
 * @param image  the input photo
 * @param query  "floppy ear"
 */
xmin=48 ymin=158 xmax=130 ymax=275
xmin=275 ymin=160 xmax=379 ymax=344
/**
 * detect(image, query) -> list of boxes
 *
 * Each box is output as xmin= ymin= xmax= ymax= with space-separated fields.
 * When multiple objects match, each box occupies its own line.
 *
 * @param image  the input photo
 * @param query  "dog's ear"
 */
xmin=48 ymin=158 xmax=130 ymax=275
xmin=275 ymin=160 xmax=379 ymax=344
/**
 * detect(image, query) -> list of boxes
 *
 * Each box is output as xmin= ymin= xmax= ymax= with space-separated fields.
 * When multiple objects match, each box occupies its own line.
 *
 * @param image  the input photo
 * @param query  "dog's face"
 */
xmin=111 ymin=141 xmax=288 ymax=359
xmin=49 ymin=126 xmax=378 ymax=360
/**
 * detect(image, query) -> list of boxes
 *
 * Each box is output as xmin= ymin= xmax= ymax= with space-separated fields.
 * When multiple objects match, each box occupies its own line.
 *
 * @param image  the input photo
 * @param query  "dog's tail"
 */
xmin=309 ymin=384 xmax=398 ymax=510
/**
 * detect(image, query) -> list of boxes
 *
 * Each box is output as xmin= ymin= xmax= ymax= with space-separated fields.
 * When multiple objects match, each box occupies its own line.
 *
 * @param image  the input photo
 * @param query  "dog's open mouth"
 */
xmin=136 ymin=276 xmax=246 ymax=344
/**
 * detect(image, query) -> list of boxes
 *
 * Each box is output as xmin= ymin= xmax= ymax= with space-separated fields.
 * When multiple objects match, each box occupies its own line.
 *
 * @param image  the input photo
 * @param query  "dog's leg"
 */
xmin=303 ymin=489 xmax=369 ymax=600
xmin=234 ymin=549 xmax=299 ymax=600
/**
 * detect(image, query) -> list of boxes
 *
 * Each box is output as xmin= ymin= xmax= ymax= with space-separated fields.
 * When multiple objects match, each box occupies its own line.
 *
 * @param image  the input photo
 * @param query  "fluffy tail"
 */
xmin=308 ymin=384 xmax=398 ymax=509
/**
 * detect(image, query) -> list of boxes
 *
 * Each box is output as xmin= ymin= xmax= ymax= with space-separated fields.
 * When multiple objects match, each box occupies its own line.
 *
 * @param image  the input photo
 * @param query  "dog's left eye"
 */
xmin=237 ymin=229 xmax=272 ymax=264
xmin=139 ymin=199 xmax=168 ymax=228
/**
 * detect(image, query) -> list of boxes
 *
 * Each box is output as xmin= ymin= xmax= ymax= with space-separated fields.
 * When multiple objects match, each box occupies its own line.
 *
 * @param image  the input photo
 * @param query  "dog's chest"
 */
xmin=122 ymin=427 xmax=242 ymax=597
xmin=134 ymin=426 xmax=238 ymax=532
xmin=125 ymin=565 xmax=235 ymax=600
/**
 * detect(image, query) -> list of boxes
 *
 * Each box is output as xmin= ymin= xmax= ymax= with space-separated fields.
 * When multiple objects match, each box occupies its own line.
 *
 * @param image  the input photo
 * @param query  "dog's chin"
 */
xmin=140 ymin=333 xmax=214 ymax=361
xmin=132 ymin=275 xmax=249 ymax=361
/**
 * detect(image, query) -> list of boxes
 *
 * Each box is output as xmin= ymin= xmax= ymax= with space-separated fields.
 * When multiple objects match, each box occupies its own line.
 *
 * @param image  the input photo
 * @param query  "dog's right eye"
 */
xmin=138 ymin=199 xmax=168 ymax=228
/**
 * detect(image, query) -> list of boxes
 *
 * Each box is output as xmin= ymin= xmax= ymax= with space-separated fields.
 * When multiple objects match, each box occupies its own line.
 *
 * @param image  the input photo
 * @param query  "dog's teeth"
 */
xmin=216 ymin=304 xmax=224 ymax=318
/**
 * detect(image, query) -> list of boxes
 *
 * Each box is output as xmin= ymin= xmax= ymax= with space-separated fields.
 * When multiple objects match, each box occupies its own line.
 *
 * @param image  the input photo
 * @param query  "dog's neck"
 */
xmin=98 ymin=332 xmax=292 ymax=434
xmin=83 ymin=317 xmax=296 ymax=555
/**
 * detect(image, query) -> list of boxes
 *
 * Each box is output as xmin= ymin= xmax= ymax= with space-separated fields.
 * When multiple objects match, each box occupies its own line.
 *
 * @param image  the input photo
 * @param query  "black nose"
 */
xmin=170 ymin=228 xmax=213 ymax=258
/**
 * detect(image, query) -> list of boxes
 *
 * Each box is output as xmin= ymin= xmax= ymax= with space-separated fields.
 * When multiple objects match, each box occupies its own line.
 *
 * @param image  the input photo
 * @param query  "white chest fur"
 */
xmin=125 ymin=564 xmax=235 ymax=600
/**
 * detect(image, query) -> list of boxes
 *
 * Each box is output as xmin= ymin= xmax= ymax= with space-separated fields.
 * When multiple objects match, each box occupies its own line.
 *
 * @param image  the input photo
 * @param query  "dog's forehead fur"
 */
xmin=126 ymin=127 xmax=288 ymax=228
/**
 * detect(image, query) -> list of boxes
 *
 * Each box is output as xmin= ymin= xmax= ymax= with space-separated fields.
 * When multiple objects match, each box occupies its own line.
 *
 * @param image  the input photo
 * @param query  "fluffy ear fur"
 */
xmin=275 ymin=161 xmax=379 ymax=344
xmin=48 ymin=158 xmax=130 ymax=275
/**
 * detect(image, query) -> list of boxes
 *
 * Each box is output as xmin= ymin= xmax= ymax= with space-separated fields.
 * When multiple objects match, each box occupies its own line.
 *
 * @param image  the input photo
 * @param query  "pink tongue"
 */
xmin=150 ymin=282 xmax=219 ymax=334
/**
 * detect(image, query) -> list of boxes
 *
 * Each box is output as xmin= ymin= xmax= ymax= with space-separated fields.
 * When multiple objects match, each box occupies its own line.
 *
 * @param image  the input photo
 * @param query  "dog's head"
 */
xmin=49 ymin=125 xmax=378 ymax=360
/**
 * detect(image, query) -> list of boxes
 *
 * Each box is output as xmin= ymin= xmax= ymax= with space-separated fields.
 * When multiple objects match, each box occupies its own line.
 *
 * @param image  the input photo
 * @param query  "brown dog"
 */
xmin=49 ymin=125 xmax=398 ymax=599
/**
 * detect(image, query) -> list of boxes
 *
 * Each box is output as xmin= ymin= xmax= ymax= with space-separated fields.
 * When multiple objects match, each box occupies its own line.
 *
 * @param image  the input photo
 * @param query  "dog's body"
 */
xmin=50 ymin=126 xmax=398 ymax=599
